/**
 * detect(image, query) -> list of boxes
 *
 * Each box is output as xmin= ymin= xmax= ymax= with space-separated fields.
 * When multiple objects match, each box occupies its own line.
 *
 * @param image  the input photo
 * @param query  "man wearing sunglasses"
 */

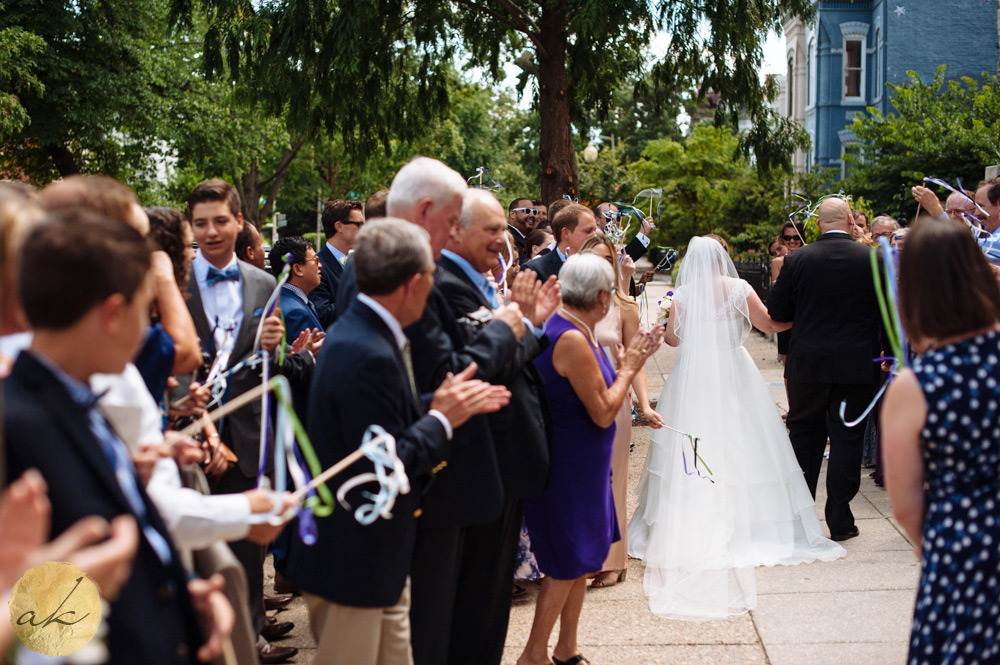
xmin=507 ymin=198 xmax=537 ymax=254
xmin=310 ymin=199 xmax=365 ymax=327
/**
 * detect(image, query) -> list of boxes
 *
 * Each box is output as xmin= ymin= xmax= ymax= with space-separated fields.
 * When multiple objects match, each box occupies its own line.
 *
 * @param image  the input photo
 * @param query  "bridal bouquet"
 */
xmin=656 ymin=291 xmax=674 ymax=325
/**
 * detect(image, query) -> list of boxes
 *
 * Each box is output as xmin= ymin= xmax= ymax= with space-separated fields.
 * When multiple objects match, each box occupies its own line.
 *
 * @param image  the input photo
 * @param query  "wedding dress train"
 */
xmin=627 ymin=237 xmax=844 ymax=620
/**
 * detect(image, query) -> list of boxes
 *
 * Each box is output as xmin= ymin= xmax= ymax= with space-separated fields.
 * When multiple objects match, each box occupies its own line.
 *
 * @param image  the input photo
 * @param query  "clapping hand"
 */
xmin=615 ymin=325 xmax=665 ymax=373
xmin=430 ymin=362 xmax=512 ymax=429
xmin=493 ymin=303 xmax=526 ymax=340
xmin=508 ymin=273 xmax=561 ymax=327
xmin=291 ymin=328 xmax=325 ymax=355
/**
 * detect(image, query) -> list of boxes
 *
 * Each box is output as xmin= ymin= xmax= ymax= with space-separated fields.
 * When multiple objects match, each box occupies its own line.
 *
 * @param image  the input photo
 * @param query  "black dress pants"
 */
xmin=447 ymin=499 xmax=523 ymax=665
xmin=786 ymin=380 xmax=875 ymax=535
xmin=410 ymin=525 xmax=463 ymax=665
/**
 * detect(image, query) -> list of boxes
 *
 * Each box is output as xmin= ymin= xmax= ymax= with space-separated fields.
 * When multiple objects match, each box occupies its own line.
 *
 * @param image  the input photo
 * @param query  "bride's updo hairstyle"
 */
xmin=560 ymin=254 xmax=613 ymax=311
xmin=898 ymin=217 xmax=1000 ymax=349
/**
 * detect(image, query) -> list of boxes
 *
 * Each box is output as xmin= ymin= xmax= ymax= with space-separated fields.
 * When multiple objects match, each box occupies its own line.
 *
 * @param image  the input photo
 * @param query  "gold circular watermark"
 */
xmin=8 ymin=561 xmax=101 ymax=657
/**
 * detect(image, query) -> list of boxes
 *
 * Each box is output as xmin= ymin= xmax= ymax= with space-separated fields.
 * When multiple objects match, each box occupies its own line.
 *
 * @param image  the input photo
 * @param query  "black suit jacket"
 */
xmin=4 ymin=353 xmax=203 ymax=665
xmin=186 ymin=261 xmax=314 ymax=477
xmin=334 ymin=261 xmax=518 ymax=527
xmin=308 ymin=244 xmax=343 ymax=328
xmin=625 ymin=235 xmax=647 ymax=262
xmin=508 ymin=224 xmax=526 ymax=256
xmin=767 ymin=232 xmax=882 ymax=385
xmin=286 ymin=302 xmax=451 ymax=607
xmin=435 ymin=256 xmax=553 ymax=499
xmin=521 ymin=249 xmax=564 ymax=283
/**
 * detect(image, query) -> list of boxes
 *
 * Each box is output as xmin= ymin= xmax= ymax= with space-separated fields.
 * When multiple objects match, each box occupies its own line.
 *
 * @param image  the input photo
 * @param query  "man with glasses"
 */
xmin=507 ymin=198 xmax=537 ymax=254
xmin=594 ymin=201 xmax=654 ymax=295
xmin=270 ymin=236 xmax=324 ymax=341
xmin=311 ymin=199 xmax=365 ymax=327
xmin=870 ymin=215 xmax=900 ymax=242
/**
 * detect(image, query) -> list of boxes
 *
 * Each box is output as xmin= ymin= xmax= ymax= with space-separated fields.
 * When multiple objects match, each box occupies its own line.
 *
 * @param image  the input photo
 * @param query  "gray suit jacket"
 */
xmin=186 ymin=260 xmax=314 ymax=477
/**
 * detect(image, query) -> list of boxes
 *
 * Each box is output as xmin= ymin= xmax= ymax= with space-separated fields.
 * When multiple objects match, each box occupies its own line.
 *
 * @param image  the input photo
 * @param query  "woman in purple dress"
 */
xmin=518 ymin=254 xmax=663 ymax=665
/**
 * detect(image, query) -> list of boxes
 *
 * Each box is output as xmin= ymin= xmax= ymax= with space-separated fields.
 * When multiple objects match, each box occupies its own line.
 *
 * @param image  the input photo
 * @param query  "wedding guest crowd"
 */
xmin=8 ymin=153 xmax=1000 ymax=665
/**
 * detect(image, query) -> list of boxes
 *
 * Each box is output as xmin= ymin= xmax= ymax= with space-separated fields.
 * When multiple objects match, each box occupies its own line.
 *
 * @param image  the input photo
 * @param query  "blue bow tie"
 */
xmin=206 ymin=265 xmax=240 ymax=286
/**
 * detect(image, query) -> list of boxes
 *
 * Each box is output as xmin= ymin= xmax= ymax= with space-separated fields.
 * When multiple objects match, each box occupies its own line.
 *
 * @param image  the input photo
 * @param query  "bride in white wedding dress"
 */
xmin=628 ymin=236 xmax=845 ymax=620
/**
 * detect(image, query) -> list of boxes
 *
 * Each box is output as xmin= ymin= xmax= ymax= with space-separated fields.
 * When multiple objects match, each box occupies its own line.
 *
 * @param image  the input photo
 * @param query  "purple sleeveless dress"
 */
xmin=524 ymin=312 xmax=620 ymax=580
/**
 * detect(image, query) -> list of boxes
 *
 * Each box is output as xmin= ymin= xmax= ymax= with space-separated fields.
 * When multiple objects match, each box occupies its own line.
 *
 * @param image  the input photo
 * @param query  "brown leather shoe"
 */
xmin=273 ymin=570 xmax=299 ymax=595
xmin=258 ymin=640 xmax=297 ymax=664
xmin=264 ymin=592 xmax=294 ymax=610
xmin=261 ymin=620 xmax=294 ymax=641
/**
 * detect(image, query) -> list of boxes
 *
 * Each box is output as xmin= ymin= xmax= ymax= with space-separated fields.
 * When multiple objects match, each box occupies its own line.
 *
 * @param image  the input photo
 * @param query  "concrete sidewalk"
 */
xmin=499 ymin=277 xmax=919 ymax=665
xmin=275 ymin=274 xmax=920 ymax=665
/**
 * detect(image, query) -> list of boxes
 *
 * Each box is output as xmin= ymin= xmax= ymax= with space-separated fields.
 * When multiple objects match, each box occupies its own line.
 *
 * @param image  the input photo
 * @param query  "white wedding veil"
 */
xmin=629 ymin=236 xmax=758 ymax=618
xmin=629 ymin=236 xmax=843 ymax=619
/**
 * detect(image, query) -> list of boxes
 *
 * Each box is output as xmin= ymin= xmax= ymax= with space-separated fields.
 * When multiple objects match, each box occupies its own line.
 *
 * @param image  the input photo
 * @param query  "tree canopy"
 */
xmin=843 ymin=66 xmax=1000 ymax=217
xmin=171 ymin=0 xmax=814 ymax=204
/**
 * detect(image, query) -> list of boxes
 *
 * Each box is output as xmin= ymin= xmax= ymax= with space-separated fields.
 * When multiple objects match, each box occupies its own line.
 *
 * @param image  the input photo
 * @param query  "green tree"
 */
xmin=171 ymin=0 xmax=813 ymax=206
xmin=0 ymin=0 xmax=180 ymax=181
xmin=843 ymin=66 xmax=1000 ymax=217
xmin=632 ymin=124 xmax=786 ymax=251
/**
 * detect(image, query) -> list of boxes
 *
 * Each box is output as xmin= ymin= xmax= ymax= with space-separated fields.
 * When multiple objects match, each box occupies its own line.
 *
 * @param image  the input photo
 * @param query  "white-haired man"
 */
xmin=333 ymin=157 xmax=533 ymax=665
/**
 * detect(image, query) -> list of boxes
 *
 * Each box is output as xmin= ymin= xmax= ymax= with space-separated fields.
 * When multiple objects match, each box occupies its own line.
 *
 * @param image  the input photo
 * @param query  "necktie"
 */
xmin=307 ymin=300 xmax=320 ymax=321
xmin=402 ymin=341 xmax=423 ymax=414
xmin=484 ymin=283 xmax=500 ymax=309
xmin=206 ymin=265 xmax=240 ymax=286
xmin=86 ymin=400 xmax=173 ymax=565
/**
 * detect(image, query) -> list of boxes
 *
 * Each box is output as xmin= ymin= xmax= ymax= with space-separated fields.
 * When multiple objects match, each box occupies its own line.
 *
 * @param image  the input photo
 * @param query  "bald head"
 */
xmin=459 ymin=188 xmax=504 ymax=228
xmin=816 ymin=197 xmax=852 ymax=233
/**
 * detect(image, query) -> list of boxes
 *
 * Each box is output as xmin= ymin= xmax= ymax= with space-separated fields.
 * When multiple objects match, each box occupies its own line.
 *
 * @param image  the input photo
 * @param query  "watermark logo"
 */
xmin=8 ymin=561 xmax=101 ymax=656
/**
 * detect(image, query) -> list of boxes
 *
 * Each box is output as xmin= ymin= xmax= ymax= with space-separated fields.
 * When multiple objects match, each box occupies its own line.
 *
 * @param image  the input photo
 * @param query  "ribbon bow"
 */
xmin=206 ymin=265 xmax=240 ymax=286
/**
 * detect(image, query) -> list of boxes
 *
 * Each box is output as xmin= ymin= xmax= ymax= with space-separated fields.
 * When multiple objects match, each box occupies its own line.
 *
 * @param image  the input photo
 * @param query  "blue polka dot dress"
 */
xmin=910 ymin=330 xmax=1000 ymax=665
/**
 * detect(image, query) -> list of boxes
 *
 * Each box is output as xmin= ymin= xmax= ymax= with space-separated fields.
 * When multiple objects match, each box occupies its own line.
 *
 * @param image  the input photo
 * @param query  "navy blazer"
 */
xmin=308 ymin=244 xmax=343 ymax=328
xmin=767 ymin=232 xmax=882 ymax=385
xmin=4 ymin=353 xmax=203 ymax=665
xmin=521 ymin=248 xmax=564 ymax=283
xmin=436 ymin=256 xmax=553 ymax=499
xmin=335 ymin=261 xmax=518 ymax=527
xmin=286 ymin=301 xmax=451 ymax=607
xmin=278 ymin=286 xmax=322 ymax=340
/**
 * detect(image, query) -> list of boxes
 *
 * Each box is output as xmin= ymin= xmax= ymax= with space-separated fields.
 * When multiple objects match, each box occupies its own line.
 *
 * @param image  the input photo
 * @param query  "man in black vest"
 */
xmin=767 ymin=196 xmax=882 ymax=541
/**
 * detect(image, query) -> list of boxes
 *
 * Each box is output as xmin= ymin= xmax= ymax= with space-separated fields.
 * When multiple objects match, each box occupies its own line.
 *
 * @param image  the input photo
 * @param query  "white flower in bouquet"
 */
xmin=656 ymin=291 xmax=674 ymax=325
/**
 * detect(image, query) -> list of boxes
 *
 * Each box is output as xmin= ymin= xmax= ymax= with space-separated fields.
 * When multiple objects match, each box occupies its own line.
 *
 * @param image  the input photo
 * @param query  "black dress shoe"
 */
xmin=258 ymin=641 xmax=298 ymax=664
xmin=261 ymin=620 xmax=295 ymax=641
xmin=264 ymin=592 xmax=294 ymax=610
xmin=830 ymin=526 xmax=860 ymax=542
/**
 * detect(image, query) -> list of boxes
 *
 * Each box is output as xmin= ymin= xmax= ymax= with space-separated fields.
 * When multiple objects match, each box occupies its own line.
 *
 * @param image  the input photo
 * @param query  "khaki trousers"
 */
xmin=305 ymin=578 xmax=413 ymax=665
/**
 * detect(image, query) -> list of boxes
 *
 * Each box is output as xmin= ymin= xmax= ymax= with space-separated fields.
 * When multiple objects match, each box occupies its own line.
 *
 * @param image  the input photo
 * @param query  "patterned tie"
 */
xmin=402 ymin=340 xmax=423 ymax=414
xmin=86 ymin=399 xmax=173 ymax=565
xmin=206 ymin=265 xmax=240 ymax=286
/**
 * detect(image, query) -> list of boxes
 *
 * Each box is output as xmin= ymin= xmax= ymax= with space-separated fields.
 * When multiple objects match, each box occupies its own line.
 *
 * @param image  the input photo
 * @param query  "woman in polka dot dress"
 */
xmin=882 ymin=218 xmax=1000 ymax=665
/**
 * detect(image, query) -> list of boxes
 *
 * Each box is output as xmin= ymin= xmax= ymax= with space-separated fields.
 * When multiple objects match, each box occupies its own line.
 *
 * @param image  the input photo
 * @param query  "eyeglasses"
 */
xmin=872 ymin=232 xmax=893 ymax=239
xmin=304 ymin=255 xmax=321 ymax=264
xmin=781 ymin=234 xmax=802 ymax=242
xmin=512 ymin=207 xmax=538 ymax=216
xmin=341 ymin=221 xmax=364 ymax=227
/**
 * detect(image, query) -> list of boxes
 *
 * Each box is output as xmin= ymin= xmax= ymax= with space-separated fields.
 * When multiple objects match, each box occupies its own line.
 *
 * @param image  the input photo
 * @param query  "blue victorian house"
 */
xmin=782 ymin=1 xmax=998 ymax=177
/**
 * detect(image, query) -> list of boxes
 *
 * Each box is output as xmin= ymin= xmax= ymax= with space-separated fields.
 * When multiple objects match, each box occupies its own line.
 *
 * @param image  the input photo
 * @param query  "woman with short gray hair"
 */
xmin=517 ymin=254 xmax=663 ymax=665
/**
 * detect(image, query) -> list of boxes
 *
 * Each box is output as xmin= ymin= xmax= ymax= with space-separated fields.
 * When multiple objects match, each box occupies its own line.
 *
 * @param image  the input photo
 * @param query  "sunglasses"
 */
xmin=341 ymin=220 xmax=364 ymax=227
xmin=781 ymin=234 xmax=802 ymax=242
xmin=512 ymin=207 xmax=538 ymax=216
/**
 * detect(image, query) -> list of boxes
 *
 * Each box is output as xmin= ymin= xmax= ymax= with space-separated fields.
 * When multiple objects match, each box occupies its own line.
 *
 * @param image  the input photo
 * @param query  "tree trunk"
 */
xmin=536 ymin=7 xmax=578 ymax=206
xmin=47 ymin=143 xmax=80 ymax=177
xmin=237 ymin=163 xmax=263 ymax=227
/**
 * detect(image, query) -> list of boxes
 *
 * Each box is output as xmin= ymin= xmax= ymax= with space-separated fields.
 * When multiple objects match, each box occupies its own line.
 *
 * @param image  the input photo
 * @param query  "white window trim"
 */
xmin=840 ymin=140 xmax=863 ymax=180
xmin=873 ymin=19 xmax=883 ymax=103
xmin=841 ymin=36 xmax=867 ymax=104
xmin=807 ymin=36 xmax=816 ymax=110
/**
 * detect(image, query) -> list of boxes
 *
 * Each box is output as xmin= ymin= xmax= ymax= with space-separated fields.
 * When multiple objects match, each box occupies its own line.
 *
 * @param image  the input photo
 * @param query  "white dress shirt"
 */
xmin=192 ymin=251 xmax=244 ymax=353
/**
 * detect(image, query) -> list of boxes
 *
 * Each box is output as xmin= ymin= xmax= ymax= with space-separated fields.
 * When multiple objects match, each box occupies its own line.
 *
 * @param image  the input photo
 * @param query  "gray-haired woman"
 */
xmin=517 ymin=254 xmax=663 ymax=665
